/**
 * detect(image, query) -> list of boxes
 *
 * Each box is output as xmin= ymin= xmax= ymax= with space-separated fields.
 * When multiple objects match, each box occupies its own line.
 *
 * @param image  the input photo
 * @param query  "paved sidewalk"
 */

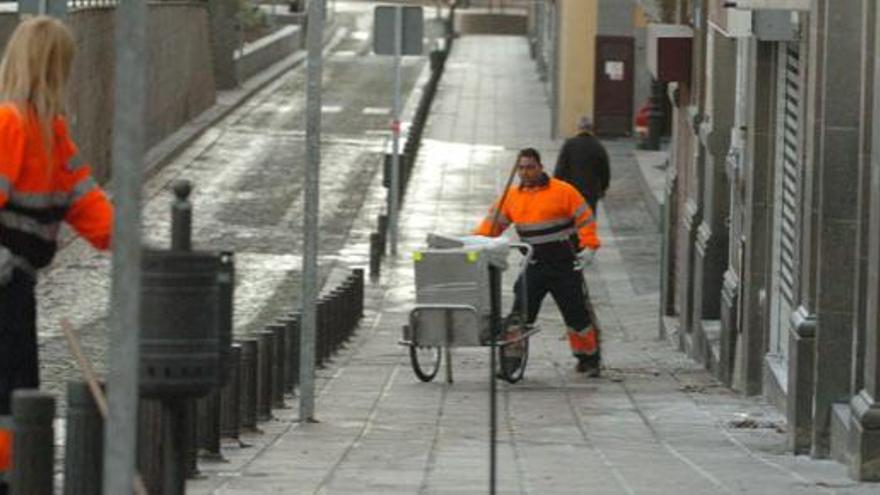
xmin=190 ymin=35 xmax=876 ymax=494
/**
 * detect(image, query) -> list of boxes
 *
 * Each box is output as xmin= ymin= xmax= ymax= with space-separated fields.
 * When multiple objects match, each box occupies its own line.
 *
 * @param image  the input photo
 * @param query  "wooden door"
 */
xmin=594 ymin=36 xmax=635 ymax=137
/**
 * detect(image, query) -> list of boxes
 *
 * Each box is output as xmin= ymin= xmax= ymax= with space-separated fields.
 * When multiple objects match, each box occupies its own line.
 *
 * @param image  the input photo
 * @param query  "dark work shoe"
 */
xmin=575 ymin=358 xmax=601 ymax=377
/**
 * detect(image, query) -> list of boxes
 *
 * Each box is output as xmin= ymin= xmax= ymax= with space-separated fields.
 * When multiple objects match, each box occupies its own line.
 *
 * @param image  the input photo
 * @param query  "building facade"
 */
xmin=653 ymin=0 xmax=880 ymax=479
xmin=528 ymin=0 xmax=650 ymax=138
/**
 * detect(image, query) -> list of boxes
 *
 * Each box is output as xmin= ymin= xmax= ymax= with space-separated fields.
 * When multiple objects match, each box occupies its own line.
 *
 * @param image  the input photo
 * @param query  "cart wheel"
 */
xmin=498 ymin=337 xmax=529 ymax=384
xmin=410 ymin=345 xmax=442 ymax=382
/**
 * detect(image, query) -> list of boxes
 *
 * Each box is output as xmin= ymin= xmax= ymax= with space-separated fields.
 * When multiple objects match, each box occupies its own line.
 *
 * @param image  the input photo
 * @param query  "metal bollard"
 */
xmin=353 ymin=268 xmax=365 ymax=318
xmin=184 ymin=400 xmax=200 ymax=478
xmin=267 ymin=324 xmax=287 ymax=409
xmin=196 ymin=389 xmax=223 ymax=461
xmin=377 ymin=214 xmax=388 ymax=256
xmin=285 ymin=312 xmax=302 ymax=392
xmin=341 ymin=279 xmax=355 ymax=339
xmin=237 ymin=338 xmax=259 ymax=432
xmin=10 ymin=390 xmax=55 ymax=495
xmin=137 ymin=398 xmax=163 ymax=495
xmin=318 ymin=298 xmax=330 ymax=364
xmin=220 ymin=343 xmax=242 ymax=441
xmin=253 ymin=330 xmax=275 ymax=421
xmin=369 ymin=232 xmax=382 ymax=280
xmin=64 ymin=382 xmax=103 ymax=495
xmin=331 ymin=290 xmax=345 ymax=350
xmin=332 ymin=287 xmax=346 ymax=346
xmin=276 ymin=314 xmax=299 ymax=393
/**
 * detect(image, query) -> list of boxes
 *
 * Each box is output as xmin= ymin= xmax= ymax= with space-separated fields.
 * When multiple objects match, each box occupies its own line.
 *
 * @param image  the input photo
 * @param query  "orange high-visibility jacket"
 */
xmin=474 ymin=176 xmax=600 ymax=257
xmin=0 ymin=104 xmax=112 ymax=279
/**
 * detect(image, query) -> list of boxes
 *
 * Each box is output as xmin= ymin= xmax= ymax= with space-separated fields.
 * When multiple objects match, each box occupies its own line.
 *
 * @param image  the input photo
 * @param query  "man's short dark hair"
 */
xmin=517 ymin=147 xmax=542 ymax=164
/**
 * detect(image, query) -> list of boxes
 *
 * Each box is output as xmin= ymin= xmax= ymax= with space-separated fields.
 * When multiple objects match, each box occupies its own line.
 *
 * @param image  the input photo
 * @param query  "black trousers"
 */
xmin=0 ymin=269 xmax=39 ymax=416
xmin=510 ymin=259 xmax=592 ymax=333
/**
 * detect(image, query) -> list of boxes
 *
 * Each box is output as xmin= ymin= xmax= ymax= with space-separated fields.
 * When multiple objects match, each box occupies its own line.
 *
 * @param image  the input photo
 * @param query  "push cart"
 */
xmin=399 ymin=234 xmax=539 ymax=384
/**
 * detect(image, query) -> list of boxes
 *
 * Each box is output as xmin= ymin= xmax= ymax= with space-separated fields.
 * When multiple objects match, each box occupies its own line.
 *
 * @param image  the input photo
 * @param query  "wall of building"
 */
xmin=557 ymin=0 xmax=597 ymax=137
xmin=658 ymin=0 xmax=880 ymax=479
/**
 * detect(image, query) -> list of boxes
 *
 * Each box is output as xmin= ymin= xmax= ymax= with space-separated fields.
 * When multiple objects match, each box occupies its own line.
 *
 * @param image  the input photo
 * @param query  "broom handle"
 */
xmin=489 ymin=159 xmax=520 ymax=234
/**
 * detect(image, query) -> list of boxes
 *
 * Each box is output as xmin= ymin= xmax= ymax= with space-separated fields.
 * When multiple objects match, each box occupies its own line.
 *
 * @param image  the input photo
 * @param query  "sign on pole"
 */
xmin=373 ymin=6 xmax=424 ymax=56
xmin=373 ymin=5 xmax=423 ymax=256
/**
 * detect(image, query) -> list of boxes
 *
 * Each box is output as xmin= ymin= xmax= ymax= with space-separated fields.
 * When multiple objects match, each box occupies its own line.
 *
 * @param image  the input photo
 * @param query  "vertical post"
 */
xmin=104 ymin=1 xmax=146 ymax=493
xmin=488 ymin=265 xmax=500 ymax=495
xmin=10 ymin=391 xmax=55 ymax=495
xmin=65 ymin=382 xmax=104 ymax=495
xmin=389 ymin=6 xmax=403 ymax=256
xmin=161 ymin=401 xmax=186 ymax=495
xmin=170 ymin=181 xmax=192 ymax=251
xmin=300 ymin=0 xmax=325 ymax=422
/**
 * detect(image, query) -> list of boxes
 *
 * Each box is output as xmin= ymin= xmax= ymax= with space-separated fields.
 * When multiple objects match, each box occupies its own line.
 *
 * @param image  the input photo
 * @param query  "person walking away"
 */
xmin=474 ymin=148 xmax=602 ymax=376
xmin=553 ymin=116 xmax=610 ymax=214
xmin=0 ymin=17 xmax=113 ymax=493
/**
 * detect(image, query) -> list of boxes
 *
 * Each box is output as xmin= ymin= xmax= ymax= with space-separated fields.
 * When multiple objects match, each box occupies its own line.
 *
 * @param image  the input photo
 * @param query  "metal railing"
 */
xmin=68 ymin=0 xmax=117 ymax=11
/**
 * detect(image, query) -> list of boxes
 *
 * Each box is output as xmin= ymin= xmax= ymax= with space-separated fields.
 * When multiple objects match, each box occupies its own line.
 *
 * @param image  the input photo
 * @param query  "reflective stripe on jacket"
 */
xmin=474 ymin=176 xmax=600 ymax=259
xmin=0 ymin=104 xmax=112 ymax=276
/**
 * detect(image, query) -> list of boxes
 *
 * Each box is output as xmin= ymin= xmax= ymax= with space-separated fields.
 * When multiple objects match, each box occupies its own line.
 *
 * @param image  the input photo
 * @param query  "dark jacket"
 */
xmin=553 ymin=131 xmax=610 ymax=206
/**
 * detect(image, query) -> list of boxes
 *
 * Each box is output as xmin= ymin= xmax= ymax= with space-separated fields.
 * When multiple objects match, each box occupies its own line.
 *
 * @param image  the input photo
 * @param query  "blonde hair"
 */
xmin=0 ymin=16 xmax=75 ymax=148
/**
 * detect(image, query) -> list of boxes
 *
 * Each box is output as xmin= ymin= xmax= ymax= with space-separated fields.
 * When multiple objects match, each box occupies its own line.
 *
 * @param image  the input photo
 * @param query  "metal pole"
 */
xmin=300 ymin=0 xmax=325 ymax=423
xmin=389 ymin=6 xmax=403 ymax=256
xmin=488 ymin=266 xmax=500 ymax=495
xmin=104 ymin=1 xmax=146 ymax=493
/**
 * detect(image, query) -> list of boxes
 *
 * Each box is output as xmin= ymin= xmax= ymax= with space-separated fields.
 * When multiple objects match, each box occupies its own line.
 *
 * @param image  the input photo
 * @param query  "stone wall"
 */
xmin=145 ymin=3 xmax=217 ymax=154
xmin=0 ymin=2 xmax=217 ymax=182
xmin=235 ymin=24 xmax=302 ymax=83
xmin=456 ymin=13 xmax=527 ymax=35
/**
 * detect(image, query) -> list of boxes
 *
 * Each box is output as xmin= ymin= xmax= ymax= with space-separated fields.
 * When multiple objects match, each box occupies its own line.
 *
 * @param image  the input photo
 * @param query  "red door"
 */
xmin=594 ymin=36 xmax=635 ymax=137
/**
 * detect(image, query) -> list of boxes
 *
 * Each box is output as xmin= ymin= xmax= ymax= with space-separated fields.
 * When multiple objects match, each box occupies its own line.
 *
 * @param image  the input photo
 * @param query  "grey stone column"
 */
xmin=852 ymin=0 xmax=876 ymax=408
xmin=690 ymin=27 xmax=735 ymax=363
xmin=660 ymin=84 xmax=682 ymax=323
xmin=736 ymin=39 xmax=777 ymax=396
xmin=677 ymin=130 xmax=703 ymax=352
xmin=803 ymin=0 xmax=864 ymax=458
xmin=849 ymin=0 xmax=880 ymax=481
xmin=673 ymin=1 xmax=709 ymax=352
xmin=208 ymin=0 xmax=239 ymax=90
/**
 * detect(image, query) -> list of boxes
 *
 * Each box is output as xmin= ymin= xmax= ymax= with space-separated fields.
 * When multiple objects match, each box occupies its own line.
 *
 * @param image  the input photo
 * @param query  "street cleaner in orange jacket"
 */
xmin=475 ymin=148 xmax=602 ymax=376
xmin=0 ymin=18 xmax=113 ymax=491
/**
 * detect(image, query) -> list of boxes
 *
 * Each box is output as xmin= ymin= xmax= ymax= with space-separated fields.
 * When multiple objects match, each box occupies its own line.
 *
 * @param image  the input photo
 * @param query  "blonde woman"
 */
xmin=0 ymin=17 xmax=113 ymax=486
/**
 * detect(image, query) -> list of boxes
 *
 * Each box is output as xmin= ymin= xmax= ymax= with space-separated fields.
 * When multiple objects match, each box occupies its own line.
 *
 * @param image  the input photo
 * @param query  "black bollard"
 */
xmin=64 ymin=382 xmax=103 ymax=495
xmin=184 ymin=400 xmax=200 ymax=479
xmin=220 ymin=343 xmax=242 ymax=441
xmin=137 ymin=398 xmax=163 ymax=495
xmin=377 ymin=214 xmax=388 ymax=256
xmin=340 ymin=285 xmax=353 ymax=341
xmin=10 ymin=390 xmax=55 ymax=495
xmin=369 ymin=232 xmax=382 ymax=280
xmin=276 ymin=314 xmax=300 ymax=394
xmin=317 ymin=299 xmax=330 ymax=364
xmin=237 ymin=338 xmax=259 ymax=433
xmin=267 ymin=324 xmax=287 ymax=409
xmin=285 ymin=313 xmax=302 ymax=392
xmin=196 ymin=389 xmax=224 ymax=461
xmin=253 ymin=331 xmax=275 ymax=422
xmin=353 ymin=268 xmax=365 ymax=318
